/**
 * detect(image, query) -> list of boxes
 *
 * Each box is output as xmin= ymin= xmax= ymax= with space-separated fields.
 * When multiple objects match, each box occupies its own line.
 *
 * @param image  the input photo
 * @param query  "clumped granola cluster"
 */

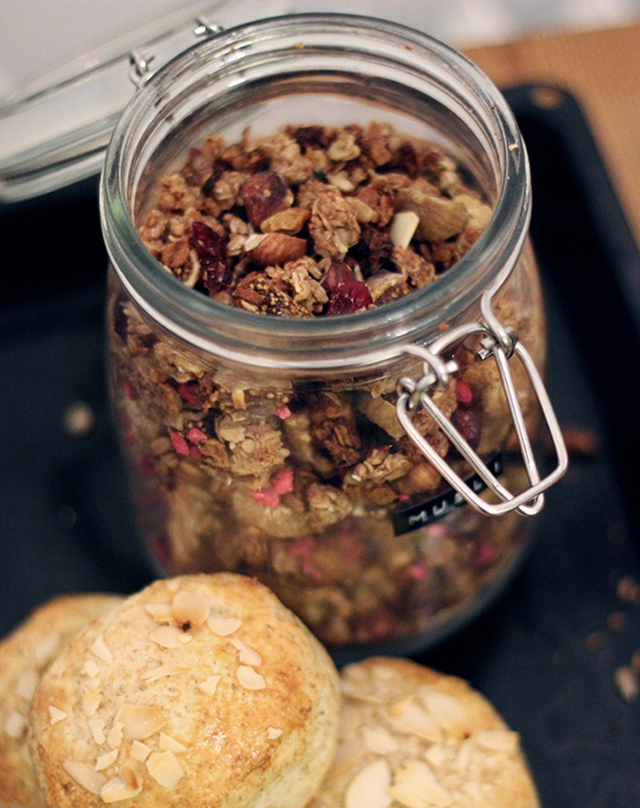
xmin=138 ymin=123 xmax=492 ymax=317
xmin=109 ymin=123 xmax=544 ymax=648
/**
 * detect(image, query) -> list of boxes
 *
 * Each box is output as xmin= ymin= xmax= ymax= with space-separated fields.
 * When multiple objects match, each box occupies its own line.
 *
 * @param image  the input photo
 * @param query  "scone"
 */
xmin=309 ymin=656 xmax=540 ymax=808
xmin=0 ymin=593 xmax=124 ymax=808
xmin=29 ymin=573 xmax=341 ymax=808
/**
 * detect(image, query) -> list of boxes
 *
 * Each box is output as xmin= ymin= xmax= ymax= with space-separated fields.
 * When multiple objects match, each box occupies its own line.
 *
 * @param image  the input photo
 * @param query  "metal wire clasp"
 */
xmin=395 ymin=315 xmax=568 ymax=518
xmin=129 ymin=16 xmax=225 ymax=88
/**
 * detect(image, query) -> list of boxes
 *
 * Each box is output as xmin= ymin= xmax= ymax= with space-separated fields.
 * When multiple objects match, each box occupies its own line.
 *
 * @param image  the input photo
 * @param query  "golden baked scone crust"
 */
xmin=29 ymin=574 xmax=341 ymax=808
xmin=309 ymin=656 xmax=540 ymax=808
xmin=0 ymin=593 xmax=124 ymax=808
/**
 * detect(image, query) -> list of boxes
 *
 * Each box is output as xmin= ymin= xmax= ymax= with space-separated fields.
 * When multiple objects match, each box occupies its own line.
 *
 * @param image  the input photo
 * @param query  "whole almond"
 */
xmin=247 ymin=233 xmax=307 ymax=267
xmin=241 ymin=171 xmax=293 ymax=227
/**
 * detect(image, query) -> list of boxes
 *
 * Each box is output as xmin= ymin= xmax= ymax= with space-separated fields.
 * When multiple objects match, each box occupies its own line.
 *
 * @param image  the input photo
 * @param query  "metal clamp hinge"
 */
xmin=128 ymin=17 xmax=225 ymax=88
xmin=396 ymin=320 xmax=568 ymax=518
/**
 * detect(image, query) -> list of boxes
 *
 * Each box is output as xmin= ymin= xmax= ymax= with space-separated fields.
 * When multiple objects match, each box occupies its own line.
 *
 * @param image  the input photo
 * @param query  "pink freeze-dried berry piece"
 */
xmin=406 ymin=563 xmax=428 ymax=581
xmin=170 ymin=431 xmax=190 ymax=456
xmin=455 ymin=379 xmax=474 ymax=406
xmin=289 ymin=536 xmax=316 ymax=557
xmin=177 ymin=383 xmax=198 ymax=404
xmin=187 ymin=427 xmax=208 ymax=443
xmin=271 ymin=467 xmax=294 ymax=495
xmin=190 ymin=221 xmax=232 ymax=293
xmin=249 ymin=487 xmax=280 ymax=509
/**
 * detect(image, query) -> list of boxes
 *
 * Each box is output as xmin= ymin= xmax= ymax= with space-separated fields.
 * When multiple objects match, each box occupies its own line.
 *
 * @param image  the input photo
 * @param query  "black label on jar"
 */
xmin=392 ymin=454 xmax=504 ymax=536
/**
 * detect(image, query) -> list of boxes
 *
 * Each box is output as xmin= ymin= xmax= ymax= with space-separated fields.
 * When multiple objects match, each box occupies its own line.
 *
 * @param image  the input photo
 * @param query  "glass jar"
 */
xmin=101 ymin=14 xmax=566 ymax=659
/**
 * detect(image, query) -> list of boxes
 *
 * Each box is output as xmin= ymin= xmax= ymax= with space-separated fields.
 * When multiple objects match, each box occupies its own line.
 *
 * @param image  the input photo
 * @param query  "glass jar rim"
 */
xmin=100 ymin=12 xmax=530 ymax=371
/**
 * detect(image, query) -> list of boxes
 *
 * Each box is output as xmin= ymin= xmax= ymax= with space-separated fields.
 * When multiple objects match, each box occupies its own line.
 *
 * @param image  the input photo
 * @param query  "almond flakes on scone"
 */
xmin=28 ymin=574 xmax=341 ymax=808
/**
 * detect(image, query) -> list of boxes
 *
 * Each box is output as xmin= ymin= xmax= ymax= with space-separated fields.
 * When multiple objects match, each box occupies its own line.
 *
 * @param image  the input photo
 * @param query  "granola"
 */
xmin=108 ymin=123 xmax=546 ymax=649
xmin=137 ymin=123 xmax=492 ymax=318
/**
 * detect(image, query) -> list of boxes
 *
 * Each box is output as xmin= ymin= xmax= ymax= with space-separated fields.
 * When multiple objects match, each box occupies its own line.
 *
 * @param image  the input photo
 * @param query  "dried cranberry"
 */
xmin=326 ymin=280 xmax=373 ymax=315
xmin=190 ymin=222 xmax=232 ymax=293
xmin=450 ymin=407 xmax=482 ymax=452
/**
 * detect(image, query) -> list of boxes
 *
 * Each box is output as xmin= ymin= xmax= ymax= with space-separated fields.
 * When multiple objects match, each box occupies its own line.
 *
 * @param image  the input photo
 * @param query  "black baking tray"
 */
xmin=1 ymin=85 xmax=640 ymax=808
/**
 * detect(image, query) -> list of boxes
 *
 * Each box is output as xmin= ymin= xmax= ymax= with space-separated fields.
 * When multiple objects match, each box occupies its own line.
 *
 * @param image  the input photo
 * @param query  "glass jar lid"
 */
xmin=0 ymin=0 xmax=291 ymax=202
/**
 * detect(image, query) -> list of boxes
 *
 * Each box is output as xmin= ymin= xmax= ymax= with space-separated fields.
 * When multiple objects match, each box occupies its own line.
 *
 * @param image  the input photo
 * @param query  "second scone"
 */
xmin=29 ymin=574 xmax=341 ymax=808
xmin=309 ymin=656 xmax=540 ymax=808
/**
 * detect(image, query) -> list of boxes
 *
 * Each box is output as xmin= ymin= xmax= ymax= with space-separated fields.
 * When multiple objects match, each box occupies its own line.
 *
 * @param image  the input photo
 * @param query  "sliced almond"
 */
xmin=159 ymin=732 xmax=188 ymax=754
xmin=62 ymin=760 xmax=107 ymax=795
xmin=130 ymin=740 xmax=152 ymax=763
xmin=197 ymin=675 xmax=221 ymax=697
xmin=5 ymin=710 xmax=27 ymax=739
xmin=171 ymin=590 xmax=211 ymax=629
xmin=340 ymin=679 xmax=382 ymax=705
xmin=423 ymin=743 xmax=448 ymax=769
xmin=419 ymin=688 xmax=471 ymax=738
xmin=100 ymin=776 xmax=142 ymax=803
xmin=49 ymin=705 xmax=68 ymax=724
xmin=121 ymin=759 xmax=144 ymax=789
xmin=473 ymin=729 xmax=519 ymax=753
xmin=107 ymin=721 xmax=124 ymax=750
xmin=35 ymin=633 xmax=61 ymax=666
xmin=237 ymin=665 xmax=266 ymax=691
xmin=207 ymin=616 xmax=242 ymax=636
xmin=83 ymin=688 xmax=102 ymax=718
xmin=453 ymin=738 xmax=473 ymax=774
xmin=88 ymin=717 xmax=107 ymax=745
xmin=144 ymin=603 xmax=173 ymax=623
xmin=118 ymin=703 xmax=167 ymax=741
xmin=82 ymin=659 xmax=101 ymax=678
xmin=95 ymin=749 xmax=118 ymax=771
xmin=15 ymin=669 xmax=39 ymax=700
xmin=389 ymin=759 xmax=452 ymax=808
xmin=267 ymin=727 xmax=283 ymax=740
xmin=462 ymin=779 xmax=483 ymax=801
xmin=146 ymin=750 xmax=184 ymax=788
xmin=345 ymin=758 xmax=392 ymax=808
xmin=142 ymin=663 xmax=191 ymax=682
xmin=230 ymin=637 xmax=262 ymax=666
xmin=90 ymin=635 xmax=113 ymax=664
xmin=390 ymin=210 xmax=420 ymax=248
xmin=386 ymin=700 xmax=442 ymax=743
xmin=149 ymin=625 xmax=185 ymax=648
xmin=361 ymin=724 xmax=399 ymax=755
